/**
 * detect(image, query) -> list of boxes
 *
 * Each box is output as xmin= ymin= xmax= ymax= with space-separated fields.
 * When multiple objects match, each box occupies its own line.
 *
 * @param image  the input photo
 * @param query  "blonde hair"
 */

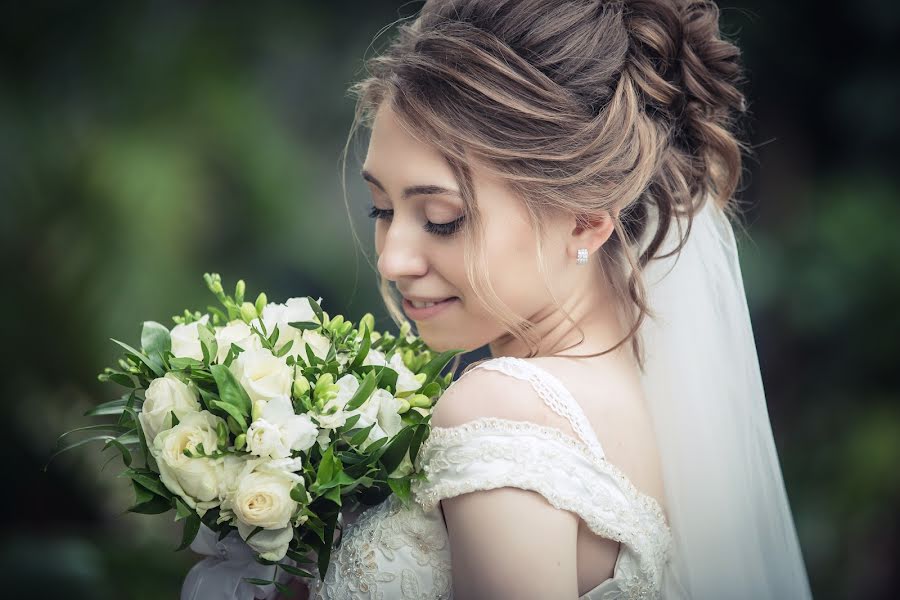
xmin=340 ymin=0 xmax=750 ymax=377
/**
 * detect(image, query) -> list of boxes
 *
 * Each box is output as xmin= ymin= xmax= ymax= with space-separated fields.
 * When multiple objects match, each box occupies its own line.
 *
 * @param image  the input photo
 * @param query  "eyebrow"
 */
xmin=360 ymin=169 xmax=461 ymax=199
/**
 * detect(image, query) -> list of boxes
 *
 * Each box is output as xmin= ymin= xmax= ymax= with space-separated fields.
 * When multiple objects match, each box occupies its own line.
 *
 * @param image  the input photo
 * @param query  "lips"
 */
xmin=401 ymin=296 xmax=459 ymax=320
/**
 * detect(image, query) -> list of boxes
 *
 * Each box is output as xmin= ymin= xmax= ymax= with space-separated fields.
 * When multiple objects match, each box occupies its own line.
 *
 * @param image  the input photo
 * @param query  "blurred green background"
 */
xmin=3 ymin=1 xmax=898 ymax=598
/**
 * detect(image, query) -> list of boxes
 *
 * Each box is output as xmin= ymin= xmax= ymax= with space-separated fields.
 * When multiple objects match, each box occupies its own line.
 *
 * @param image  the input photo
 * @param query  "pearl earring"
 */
xmin=576 ymin=248 xmax=589 ymax=265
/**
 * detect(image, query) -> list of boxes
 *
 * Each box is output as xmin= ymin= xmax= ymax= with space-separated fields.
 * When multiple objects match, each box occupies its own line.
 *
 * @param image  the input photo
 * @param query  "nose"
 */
xmin=376 ymin=220 xmax=429 ymax=282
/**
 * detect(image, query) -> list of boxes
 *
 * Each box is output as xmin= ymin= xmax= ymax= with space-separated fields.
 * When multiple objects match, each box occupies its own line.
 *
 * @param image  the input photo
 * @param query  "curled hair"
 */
xmin=340 ymin=0 xmax=750 ymax=374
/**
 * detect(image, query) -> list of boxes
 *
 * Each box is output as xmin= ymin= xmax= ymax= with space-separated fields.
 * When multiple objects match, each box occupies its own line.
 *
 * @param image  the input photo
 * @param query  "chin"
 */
xmin=415 ymin=330 xmax=477 ymax=354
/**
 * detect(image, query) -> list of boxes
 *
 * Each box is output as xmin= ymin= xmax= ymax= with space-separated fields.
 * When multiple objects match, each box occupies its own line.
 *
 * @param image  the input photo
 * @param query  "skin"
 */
xmin=278 ymin=100 xmax=668 ymax=598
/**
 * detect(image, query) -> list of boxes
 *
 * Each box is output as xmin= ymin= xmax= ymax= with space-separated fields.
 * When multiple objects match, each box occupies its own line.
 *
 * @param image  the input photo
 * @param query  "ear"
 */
xmin=568 ymin=209 xmax=617 ymax=261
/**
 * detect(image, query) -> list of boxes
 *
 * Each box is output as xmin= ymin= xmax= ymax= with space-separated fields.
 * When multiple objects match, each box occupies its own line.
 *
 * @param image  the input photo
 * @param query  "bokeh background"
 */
xmin=4 ymin=0 xmax=898 ymax=598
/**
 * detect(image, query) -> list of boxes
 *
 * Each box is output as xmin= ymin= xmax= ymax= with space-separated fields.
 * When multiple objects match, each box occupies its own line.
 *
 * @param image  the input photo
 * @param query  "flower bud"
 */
xmin=402 ymin=349 xmax=414 ymax=370
xmin=408 ymin=394 xmax=432 ymax=408
xmin=205 ymin=273 xmax=224 ymax=296
xmin=313 ymin=373 xmax=338 ymax=405
xmin=327 ymin=315 xmax=345 ymax=334
xmin=293 ymin=374 xmax=310 ymax=398
xmin=397 ymin=398 xmax=411 ymax=414
xmin=252 ymin=399 xmax=267 ymax=421
xmin=234 ymin=433 xmax=246 ymax=450
xmin=359 ymin=313 xmax=375 ymax=335
xmin=235 ymin=279 xmax=246 ymax=303
xmin=216 ymin=421 xmax=228 ymax=449
xmin=399 ymin=321 xmax=411 ymax=339
xmin=255 ymin=292 xmax=268 ymax=316
xmin=240 ymin=302 xmax=258 ymax=322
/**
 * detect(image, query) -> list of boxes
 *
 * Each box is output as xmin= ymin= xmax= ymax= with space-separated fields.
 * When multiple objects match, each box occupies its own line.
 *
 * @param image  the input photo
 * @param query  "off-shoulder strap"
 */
xmin=411 ymin=418 xmax=672 ymax=597
xmin=462 ymin=356 xmax=607 ymax=461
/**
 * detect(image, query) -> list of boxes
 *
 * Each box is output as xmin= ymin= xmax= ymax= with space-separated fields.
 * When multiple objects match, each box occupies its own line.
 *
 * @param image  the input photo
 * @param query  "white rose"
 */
xmin=152 ymin=411 xmax=226 ymax=514
xmin=138 ymin=372 xmax=201 ymax=444
xmin=246 ymin=396 xmax=318 ymax=459
xmin=214 ymin=320 xmax=262 ymax=364
xmin=170 ymin=314 xmax=210 ymax=361
xmin=231 ymin=465 xmax=301 ymax=530
xmin=229 ymin=347 xmax=292 ymax=404
xmin=231 ymin=463 xmax=304 ymax=560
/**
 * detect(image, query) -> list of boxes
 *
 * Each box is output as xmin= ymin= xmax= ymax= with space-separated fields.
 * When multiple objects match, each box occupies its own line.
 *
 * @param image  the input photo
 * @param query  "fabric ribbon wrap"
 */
xmin=180 ymin=524 xmax=301 ymax=600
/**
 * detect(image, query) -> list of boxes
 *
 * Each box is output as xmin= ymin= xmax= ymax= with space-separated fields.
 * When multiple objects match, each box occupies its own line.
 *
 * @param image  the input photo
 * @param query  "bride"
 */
xmin=184 ymin=0 xmax=813 ymax=598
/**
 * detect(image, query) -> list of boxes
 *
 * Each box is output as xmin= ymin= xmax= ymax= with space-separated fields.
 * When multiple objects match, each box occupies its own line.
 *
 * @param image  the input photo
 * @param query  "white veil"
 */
xmin=635 ymin=196 xmax=814 ymax=599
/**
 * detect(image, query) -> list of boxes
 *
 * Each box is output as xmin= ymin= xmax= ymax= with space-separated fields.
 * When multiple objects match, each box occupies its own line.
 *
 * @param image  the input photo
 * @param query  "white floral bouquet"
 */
xmin=50 ymin=273 xmax=462 ymax=594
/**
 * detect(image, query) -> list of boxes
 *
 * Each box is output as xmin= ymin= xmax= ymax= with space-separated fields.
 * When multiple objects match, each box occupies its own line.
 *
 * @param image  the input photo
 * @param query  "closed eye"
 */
xmin=367 ymin=205 xmax=465 ymax=237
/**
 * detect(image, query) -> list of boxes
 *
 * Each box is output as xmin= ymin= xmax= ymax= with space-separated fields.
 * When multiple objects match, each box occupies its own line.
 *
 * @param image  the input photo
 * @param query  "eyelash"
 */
xmin=367 ymin=205 xmax=466 ymax=237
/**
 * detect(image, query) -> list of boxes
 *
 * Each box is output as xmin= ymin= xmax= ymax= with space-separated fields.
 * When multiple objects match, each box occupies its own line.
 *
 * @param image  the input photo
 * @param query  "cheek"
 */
xmin=477 ymin=219 xmax=543 ymax=309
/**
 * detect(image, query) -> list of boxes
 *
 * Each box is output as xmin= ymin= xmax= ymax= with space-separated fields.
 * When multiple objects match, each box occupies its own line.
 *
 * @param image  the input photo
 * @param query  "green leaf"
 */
xmin=169 ymin=356 xmax=205 ymax=370
xmin=387 ymin=477 xmax=411 ymax=503
xmin=102 ymin=436 xmax=133 ymax=468
xmin=209 ymin=364 xmax=252 ymax=415
xmin=273 ymin=581 xmax=292 ymax=596
xmin=419 ymin=349 xmax=462 ymax=387
xmin=317 ymin=524 xmax=334 ymax=579
xmin=304 ymin=344 xmax=319 ymax=367
xmin=344 ymin=369 xmax=381 ymax=412
xmin=108 ymin=372 xmax=136 ymax=387
xmin=243 ymin=578 xmax=275 ymax=586
xmin=110 ymin=338 xmax=164 ymax=377
xmin=44 ymin=433 xmax=119 ymax=470
xmin=141 ymin=321 xmax=172 ymax=357
xmin=128 ymin=494 xmax=172 ymax=515
xmin=315 ymin=445 xmax=336 ymax=486
xmin=336 ymin=413 xmax=361 ymax=435
xmin=175 ymin=497 xmax=193 ymax=521
xmin=306 ymin=296 xmax=323 ymax=325
xmin=323 ymin=483 xmax=342 ymax=506
xmin=348 ymin=323 xmax=371 ymax=370
xmin=198 ymin=324 xmax=218 ymax=366
xmin=279 ymin=563 xmax=315 ymax=578
xmin=210 ymin=400 xmax=247 ymax=431
xmin=379 ymin=426 xmax=415 ymax=475
xmin=348 ymin=422 xmax=377 ymax=446
xmin=125 ymin=469 xmax=173 ymax=499
xmin=360 ymin=435 xmax=389 ymax=455
xmin=116 ymin=390 xmax=138 ymax=428
xmin=287 ymin=321 xmax=320 ymax=331
xmin=176 ymin=513 xmax=201 ymax=551
xmin=275 ymin=338 xmax=294 ymax=358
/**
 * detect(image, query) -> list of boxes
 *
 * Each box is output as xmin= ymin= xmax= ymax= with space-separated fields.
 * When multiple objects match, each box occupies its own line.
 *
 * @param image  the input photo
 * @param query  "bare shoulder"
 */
xmin=430 ymin=359 xmax=560 ymax=430
xmin=520 ymin=355 xmax=668 ymax=512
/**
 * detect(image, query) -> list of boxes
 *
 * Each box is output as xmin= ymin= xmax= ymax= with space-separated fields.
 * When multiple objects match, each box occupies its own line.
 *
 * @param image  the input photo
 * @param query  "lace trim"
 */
xmin=421 ymin=416 xmax=669 ymax=530
xmin=462 ymin=356 xmax=608 ymax=460
xmin=411 ymin=418 xmax=672 ymax=598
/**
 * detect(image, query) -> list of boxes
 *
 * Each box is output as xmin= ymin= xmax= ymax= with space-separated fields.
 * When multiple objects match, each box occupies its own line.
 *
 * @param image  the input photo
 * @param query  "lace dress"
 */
xmin=309 ymin=356 xmax=673 ymax=599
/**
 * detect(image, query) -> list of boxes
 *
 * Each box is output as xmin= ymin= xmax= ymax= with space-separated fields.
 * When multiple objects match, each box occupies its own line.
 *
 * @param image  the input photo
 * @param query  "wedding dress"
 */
xmin=309 ymin=355 xmax=673 ymax=600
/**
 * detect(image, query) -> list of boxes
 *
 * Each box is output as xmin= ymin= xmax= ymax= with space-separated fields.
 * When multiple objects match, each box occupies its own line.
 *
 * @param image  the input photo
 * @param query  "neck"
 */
xmin=488 ymin=269 xmax=628 ymax=361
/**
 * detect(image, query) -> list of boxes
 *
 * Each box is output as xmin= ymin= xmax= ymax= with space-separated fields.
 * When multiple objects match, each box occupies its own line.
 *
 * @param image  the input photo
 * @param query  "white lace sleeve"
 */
xmin=410 ymin=417 xmax=672 ymax=596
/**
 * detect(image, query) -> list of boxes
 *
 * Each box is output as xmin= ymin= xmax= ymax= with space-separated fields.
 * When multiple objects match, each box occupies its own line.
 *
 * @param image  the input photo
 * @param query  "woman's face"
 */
xmin=361 ymin=102 xmax=612 ymax=355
